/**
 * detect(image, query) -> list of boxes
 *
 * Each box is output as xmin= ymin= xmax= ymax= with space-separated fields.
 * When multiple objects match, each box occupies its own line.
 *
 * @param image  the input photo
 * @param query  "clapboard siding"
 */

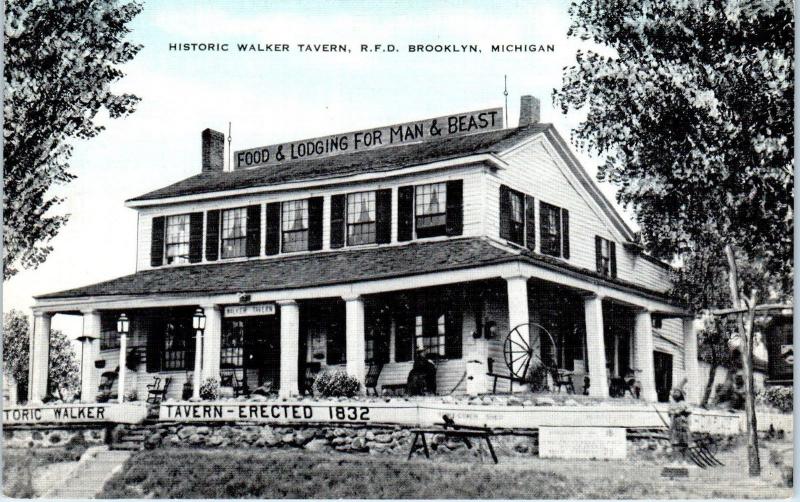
xmin=136 ymin=166 xmax=485 ymax=271
xmin=490 ymin=136 xmax=672 ymax=293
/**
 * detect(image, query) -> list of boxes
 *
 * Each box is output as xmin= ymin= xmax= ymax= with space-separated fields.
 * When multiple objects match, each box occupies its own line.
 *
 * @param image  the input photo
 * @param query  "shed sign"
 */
xmin=224 ymin=303 xmax=276 ymax=318
xmin=234 ymin=107 xmax=503 ymax=169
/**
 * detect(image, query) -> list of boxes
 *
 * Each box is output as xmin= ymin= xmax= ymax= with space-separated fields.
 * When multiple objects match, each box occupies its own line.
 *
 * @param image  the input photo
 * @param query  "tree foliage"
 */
xmin=553 ymin=0 xmax=793 ymax=279
xmin=3 ymin=309 xmax=80 ymax=401
xmin=3 ymin=0 xmax=142 ymax=279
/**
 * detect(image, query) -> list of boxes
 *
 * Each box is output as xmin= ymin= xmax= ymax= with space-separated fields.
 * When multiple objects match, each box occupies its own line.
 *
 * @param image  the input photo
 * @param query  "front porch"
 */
xmin=28 ymin=268 xmax=698 ymax=407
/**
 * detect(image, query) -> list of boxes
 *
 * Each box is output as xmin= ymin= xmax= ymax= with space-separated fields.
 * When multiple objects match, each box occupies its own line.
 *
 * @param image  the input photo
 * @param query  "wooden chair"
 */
xmin=221 ymin=369 xmax=246 ymax=397
xmin=549 ymin=366 xmax=575 ymax=394
xmin=364 ymin=362 xmax=384 ymax=396
xmin=146 ymin=376 xmax=172 ymax=404
xmin=97 ymin=371 xmax=118 ymax=402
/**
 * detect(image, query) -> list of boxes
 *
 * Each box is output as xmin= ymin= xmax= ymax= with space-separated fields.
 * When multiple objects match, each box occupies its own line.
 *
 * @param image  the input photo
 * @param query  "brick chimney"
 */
xmin=202 ymin=128 xmax=225 ymax=173
xmin=518 ymin=95 xmax=540 ymax=127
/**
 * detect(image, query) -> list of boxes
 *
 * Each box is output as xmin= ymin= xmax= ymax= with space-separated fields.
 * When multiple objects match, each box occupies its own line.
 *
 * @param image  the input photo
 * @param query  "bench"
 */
xmin=407 ymin=416 xmax=498 ymax=463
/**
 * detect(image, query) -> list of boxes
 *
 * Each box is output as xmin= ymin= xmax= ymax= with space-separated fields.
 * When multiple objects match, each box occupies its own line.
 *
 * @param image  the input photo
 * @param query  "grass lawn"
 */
xmin=2 ymin=442 xmax=89 ymax=498
xmin=98 ymin=440 xmax=792 ymax=499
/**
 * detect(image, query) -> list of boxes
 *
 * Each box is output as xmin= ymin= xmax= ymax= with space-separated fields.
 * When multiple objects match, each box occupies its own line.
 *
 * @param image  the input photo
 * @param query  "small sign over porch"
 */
xmin=223 ymin=303 xmax=276 ymax=318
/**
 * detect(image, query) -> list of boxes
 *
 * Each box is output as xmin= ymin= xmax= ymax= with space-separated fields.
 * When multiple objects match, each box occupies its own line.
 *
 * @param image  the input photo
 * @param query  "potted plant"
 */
xmin=94 ymin=360 xmax=106 ymax=369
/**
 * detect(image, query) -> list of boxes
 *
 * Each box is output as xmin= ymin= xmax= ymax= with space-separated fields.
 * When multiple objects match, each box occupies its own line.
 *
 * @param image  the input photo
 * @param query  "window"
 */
xmin=221 ymin=208 xmax=247 ymax=259
xmin=597 ymin=237 xmax=613 ymax=276
xmin=282 ymin=199 xmax=309 ymax=252
xmin=100 ymin=315 xmax=120 ymax=350
xmin=415 ymin=182 xmax=447 ymax=237
xmin=540 ymin=202 xmax=562 ymax=257
xmin=347 ymin=191 xmax=376 ymax=245
xmin=221 ymin=320 xmax=244 ymax=368
xmin=366 ymin=303 xmax=391 ymax=363
xmin=509 ymin=190 xmax=525 ymax=245
xmin=162 ymin=320 xmax=193 ymax=370
xmin=415 ymin=313 xmax=446 ymax=359
xmin=164 ymin=214 xmax=191 ymax=264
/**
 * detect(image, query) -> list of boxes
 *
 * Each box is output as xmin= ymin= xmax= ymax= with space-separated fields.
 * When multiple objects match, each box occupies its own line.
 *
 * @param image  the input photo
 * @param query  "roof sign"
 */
xmin=234 ymin=107 xmax=503 ymax=170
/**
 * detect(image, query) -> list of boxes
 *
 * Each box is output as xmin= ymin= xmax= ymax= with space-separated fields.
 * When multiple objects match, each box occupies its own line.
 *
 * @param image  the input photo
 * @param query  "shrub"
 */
xmin=757 ymin=386 xmax=792 ymax=412
xmin=126 ymin=389 xmax=138 ymax=401
xmin=200 ymin=378 xmax=220 ymax=400
xmin=313 ymin=370 xmax=361 ymax=397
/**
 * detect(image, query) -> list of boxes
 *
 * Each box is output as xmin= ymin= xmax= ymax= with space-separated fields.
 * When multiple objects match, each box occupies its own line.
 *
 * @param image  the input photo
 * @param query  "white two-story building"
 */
xmin=28 ymin=96 xmax=700 ymax=405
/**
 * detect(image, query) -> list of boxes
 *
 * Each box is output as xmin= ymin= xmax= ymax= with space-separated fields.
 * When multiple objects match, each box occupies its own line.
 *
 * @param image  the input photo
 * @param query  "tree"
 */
xmin=3 ymin=309 xmax=81 ymax=401
xmin=554 ymin=0 xmax=793 ymax=476
xmin=3 ymin=0 xmax=142 ymax=280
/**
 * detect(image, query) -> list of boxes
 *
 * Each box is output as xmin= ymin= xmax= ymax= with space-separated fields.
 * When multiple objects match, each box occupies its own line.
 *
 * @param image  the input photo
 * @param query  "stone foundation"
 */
xmin=3 ymin=425 xmax=108 ymax=448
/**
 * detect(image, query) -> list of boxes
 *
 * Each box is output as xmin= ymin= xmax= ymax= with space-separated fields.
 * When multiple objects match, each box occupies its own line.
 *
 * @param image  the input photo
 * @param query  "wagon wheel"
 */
xmin=503 ymin=323 xmax=559 ymax=381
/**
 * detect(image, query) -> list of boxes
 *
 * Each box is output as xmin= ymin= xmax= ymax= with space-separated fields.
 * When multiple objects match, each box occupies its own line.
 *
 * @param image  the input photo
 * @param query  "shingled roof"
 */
xmin=36 ymin=237 xmax=675 ymax=303
xmin=127 ymin=124 xmax=551 ymax=202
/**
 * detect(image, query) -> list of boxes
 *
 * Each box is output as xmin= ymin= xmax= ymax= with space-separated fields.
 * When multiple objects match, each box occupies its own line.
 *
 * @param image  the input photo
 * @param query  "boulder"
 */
xmin=188 ymin=434 xmax=203 ymax=445
xmin=522 ymin=400 xmax=534 ymax=407
xmin=281 ymin=433 xmax=295 ymax=444
xmin=513 ymin=441 xmax=530 ymax=453
xmin=249 ymin=394 xmax=268 ymax=402
xmin=563 ymin=399 xmax=579 ymax=407
xmin=196 ymin=426 xmax=211 ymax=435
xmin=177 ymin=426 xmax=196 ymax=440
xmin=294 ymin=431 xmax=312 ymax=446
xmin=351 ymin=437 xmax=368 ymax=451
xmin=333 ymin=428 xmax=348 ymax=437
xmin=374 ymin=434 xmax=392 ymax=443
xmin=365 ymin=431 xmax=376 ymax=441
xmin=535 ymin=397 xmax=556 ymax=406
xmin=305 ymin=439 xmax=329 ymax=452
xmin=507 ymin=396 xmax=523 ymax=406
xmin=265 ymin=434 xmax=281 ymax=447
xmin=331 ymin=437 xmax=348 ymax=446
xmin=207 ymin=435 xmax=224 ymax=447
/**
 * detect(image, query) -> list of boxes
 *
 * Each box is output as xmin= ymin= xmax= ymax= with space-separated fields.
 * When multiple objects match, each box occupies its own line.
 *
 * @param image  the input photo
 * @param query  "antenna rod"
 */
xmin=503 ymin=75 xmax=508 ymax=128
xmin=227 ymin=122 xmax=232 ymax=171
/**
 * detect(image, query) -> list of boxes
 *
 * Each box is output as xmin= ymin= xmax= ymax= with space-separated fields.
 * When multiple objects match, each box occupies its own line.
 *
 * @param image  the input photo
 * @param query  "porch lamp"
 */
xmin=190 ymin=308 xmax=206 ymax=401
xmin=116 ymin=313 xmax=129 ymax=404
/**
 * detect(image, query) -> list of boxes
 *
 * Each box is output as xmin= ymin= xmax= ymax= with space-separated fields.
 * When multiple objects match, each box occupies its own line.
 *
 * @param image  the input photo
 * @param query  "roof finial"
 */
xmin=503 ymin=75 xmax=509 ymax=128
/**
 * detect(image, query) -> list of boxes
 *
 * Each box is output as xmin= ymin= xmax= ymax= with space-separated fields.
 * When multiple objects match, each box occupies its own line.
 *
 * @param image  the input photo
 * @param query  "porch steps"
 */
xmin=44 ymin=448 xmax=132 ymax=499
xmin=111 ymin=425 xmax=151 ymax=451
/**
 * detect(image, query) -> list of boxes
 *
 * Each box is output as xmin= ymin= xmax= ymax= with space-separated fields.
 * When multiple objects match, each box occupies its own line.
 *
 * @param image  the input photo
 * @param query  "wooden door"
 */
xmin=653 ymin=351 xmax=673 ymax=402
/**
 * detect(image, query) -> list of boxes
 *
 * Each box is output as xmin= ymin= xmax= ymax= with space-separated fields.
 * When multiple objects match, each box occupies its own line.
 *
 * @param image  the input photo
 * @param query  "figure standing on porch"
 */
xmin=407 ymin=350 xmax=437 ymax=395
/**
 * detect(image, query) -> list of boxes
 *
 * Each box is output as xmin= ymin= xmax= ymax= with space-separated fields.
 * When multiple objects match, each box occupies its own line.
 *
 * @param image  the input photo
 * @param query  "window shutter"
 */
xmin=188 ymin=213 xmax=204 ymax=263
xmin=308 ymin=197 xmax=324 ymax=251
xmin=146 ymin=320 xmax=161 ymax=373
xmin=397 ymin=186 xmax=414 ymax=241
xmin=499 ymin=185 xmax=511 ymax=241
xmin=525 ymin=194 xmax=536 ymax=251
xmin=445 ymin=180 xmax=463 ymax=236
xmin=245 ymin=205 xmax=261 ymax=257
xmin=150 ymin=216 xmax=165 ymax=267
xmin=265 ymin=202 xmax=280 ymax=255
xmin=445 ymin=309 xmax=463 ymax=359
xmin=330 ymin=194 xmax=346 ymax=248
xmin=205 ymin=210 xmax=220 ymax=261
xmin=610 ymin=241 xmax=617 ymax=278
xmin=595 ymin=236 xmax=603 ymax=273
xmin=561 ymin=208 xmax=570 ymax=259
xmin=375 ymin=189 xmax=392 ymax=244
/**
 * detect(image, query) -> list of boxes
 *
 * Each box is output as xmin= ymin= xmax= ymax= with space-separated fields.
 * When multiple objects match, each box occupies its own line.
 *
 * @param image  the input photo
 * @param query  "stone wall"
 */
xmin=3 ymin=425 xmax=107 ymax=448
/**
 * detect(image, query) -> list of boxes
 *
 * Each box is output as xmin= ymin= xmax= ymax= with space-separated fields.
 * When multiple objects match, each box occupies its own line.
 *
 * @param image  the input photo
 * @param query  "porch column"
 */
xmin=29 ymin=312 xmax=52 ymax=403
xmin=583 ymin=296 xmax=609 ymax=398
xmin=683 ymin=316 xmax=701 ymax=404
xmin=201 ymin=305 xmax=222 ymax=382
xmin=278 ymin=300 xmax=300 ymax=397
xmin=344 ymin=295 xmax=366 ymax=386
xmin=117 ymin=333 xmax=128 ymax=403
xmin=504 ymin=275 xmax=530 ymax=386
xmin=634 ymin=309 xmax=658 ymax=402
xmin=80 ymin=310 xmax=102 ymax=403
xmin=191 ymin=327 xmax=203 ymax=401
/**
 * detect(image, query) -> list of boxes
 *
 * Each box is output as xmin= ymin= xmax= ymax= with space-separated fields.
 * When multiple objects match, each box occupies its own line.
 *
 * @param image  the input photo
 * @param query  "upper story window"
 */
xmin=165 ymin=214 xmax=191 ymax=264
xmin=221 ymin=208 xmax=248 ymax=259
xmin=499 ymin=185 xmax=533 ymax=249
xmin=415 ymin=182 xmax=447 ymax=237
xmin=282 ymin=199 xmax=309 ymax=252
xmin=347 ymin=191 xmax=376 ymax=246
xmin=595 ymin=236 xmax=616 ymax=277
xmin=540 ymin=201 xmax=569 ymax=259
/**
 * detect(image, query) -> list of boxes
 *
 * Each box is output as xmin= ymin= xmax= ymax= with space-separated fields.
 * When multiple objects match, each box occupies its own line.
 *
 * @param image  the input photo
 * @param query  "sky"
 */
xmin=3 ymin=0 xmax=629 ymax=340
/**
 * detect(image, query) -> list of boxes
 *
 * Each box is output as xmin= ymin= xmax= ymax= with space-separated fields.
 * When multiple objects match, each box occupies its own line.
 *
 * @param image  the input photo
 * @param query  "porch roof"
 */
xmin=35 ymin=238 xmax=679 ymax=304
xmin=127 ymin=124 xmax=550 ymax=202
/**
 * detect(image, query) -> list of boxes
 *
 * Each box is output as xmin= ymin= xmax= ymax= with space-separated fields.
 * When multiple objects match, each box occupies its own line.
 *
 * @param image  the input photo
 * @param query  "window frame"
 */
xmin=346 ymin=190 xmax=377 ymax=246
xmin=414 ymin=182 xmax=448 ymax=238
xmin=599 ymin=237 xmax=612 ymax=276
xmin=540 ymin=202 xmax=563 ymax=257
xmin=281 ymin=199 xmax=310 ymax=253
xmin=164 ymin=214 xmax=191 ymax=265
xmin=162 ymin=319 xmax=194 ymax=371
xmin=220 ymin=320 xmax=245 ymax=368
xmin=220 ymin=207 xmax=248 ymax=259
xmin=508 ymin=189 xmax=525 ymax=245
xmin=99 ymin=315 xmax=120 ymax=351
xmin=414 ymin=311 xmax=447 ymax=359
